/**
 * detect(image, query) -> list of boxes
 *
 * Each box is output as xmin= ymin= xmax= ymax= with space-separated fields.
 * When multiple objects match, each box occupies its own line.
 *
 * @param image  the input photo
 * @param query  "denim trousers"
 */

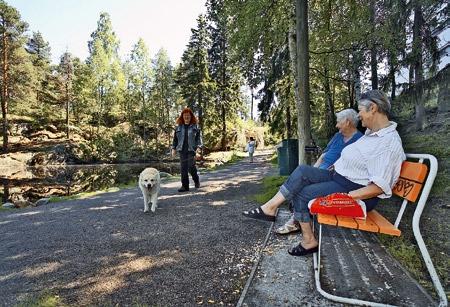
xmin=279 ymin=165 xmax=378 ymax=223
xmin=180 ymin=151 xmax=199 ymax=189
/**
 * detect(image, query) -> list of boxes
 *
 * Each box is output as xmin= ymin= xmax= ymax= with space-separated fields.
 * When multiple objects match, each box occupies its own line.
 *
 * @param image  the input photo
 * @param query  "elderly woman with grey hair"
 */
xmin=243 ymin=90 xmax=406 ymax=256
xmin=276 ymin=108 xmax=363 ymax=235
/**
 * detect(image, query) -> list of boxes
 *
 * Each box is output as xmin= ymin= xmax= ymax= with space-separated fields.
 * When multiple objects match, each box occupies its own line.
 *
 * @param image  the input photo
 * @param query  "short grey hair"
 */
xmin=336 ymin=109 xmax=359 ymax=127
xmin=358 ymin=90 xmax=391 ymax=115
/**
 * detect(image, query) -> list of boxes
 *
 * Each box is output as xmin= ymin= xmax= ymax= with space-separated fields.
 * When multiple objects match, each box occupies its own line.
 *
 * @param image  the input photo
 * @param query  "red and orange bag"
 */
xmin=308 ymin=193 xmax=367 ymax=219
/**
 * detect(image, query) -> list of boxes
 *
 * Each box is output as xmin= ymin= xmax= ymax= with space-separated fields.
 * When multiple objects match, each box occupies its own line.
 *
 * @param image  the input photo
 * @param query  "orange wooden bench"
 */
xmin=313 ymin=154 xmax=447 ymax=307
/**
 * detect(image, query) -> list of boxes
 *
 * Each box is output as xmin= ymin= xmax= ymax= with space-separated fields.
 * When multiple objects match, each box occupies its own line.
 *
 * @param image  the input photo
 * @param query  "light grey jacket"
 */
xmin=172 ymin=124 xmax=203 ymax=152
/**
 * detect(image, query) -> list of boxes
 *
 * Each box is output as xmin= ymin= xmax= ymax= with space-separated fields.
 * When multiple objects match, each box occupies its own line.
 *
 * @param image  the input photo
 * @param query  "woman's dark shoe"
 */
xmin=288 ymin=243 xmax=318 ymax=256
xmin=178 ymin=187 xmax=189 ymax=192
xmin=242 ymin=206 xmax=275 ymax=222
xmin=195 ymin=182 xmax=200 ymax=188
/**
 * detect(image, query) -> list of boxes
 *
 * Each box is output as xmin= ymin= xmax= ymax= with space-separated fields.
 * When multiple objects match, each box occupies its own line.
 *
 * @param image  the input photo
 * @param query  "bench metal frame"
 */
xmin=313 ymin=153 xmax=447 ymax=307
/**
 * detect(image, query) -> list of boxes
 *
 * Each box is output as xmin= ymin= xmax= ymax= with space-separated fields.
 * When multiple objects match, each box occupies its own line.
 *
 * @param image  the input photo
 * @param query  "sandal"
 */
xmin=275 ymin=223 xmax=301 ymax=235
xmin=288 ymin=243 xmax=318 ymax=256
xmin=242 ymin=206 xmax=275 ymax=222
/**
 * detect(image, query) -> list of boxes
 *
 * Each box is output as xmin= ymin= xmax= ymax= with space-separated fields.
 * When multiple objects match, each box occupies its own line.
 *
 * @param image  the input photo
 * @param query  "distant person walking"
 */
xmin=171 ymin=108 xmax=203 ymax=192
xmin=247 ymin=137 xmax=256 ymax=162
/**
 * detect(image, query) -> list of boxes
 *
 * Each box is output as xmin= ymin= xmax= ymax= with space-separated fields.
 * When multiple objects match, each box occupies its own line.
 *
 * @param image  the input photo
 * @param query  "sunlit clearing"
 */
xmin=24 ymin=262 xmax=63 ymax=278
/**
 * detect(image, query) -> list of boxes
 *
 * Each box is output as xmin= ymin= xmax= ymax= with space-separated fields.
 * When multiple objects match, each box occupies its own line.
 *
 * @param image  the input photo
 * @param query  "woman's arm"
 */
xmin=348 ymin=183 xmax=383 ymax=200
xmin=195 ymin=127 xmax=203 ymax=150
xmin=313 ymin=153 xmax=325 ymax=168
xmin=171 ymin=128 xmax=178 ymax=157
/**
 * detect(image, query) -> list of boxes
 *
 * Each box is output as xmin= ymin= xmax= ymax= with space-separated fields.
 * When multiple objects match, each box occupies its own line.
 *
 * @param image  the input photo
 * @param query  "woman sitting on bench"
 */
xmin=243 ymin=90 xmax=406 ymax=256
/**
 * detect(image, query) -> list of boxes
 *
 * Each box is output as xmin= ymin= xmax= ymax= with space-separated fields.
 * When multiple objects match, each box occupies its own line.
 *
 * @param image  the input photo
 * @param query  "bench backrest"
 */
xmin=392 ymin=161 xmax=428 ymax=202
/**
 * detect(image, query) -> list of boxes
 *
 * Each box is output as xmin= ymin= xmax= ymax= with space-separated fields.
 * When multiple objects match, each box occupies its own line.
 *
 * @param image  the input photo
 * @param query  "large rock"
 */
xmin=0 ymin=152 xmax=33 ymax=168
xmin=2 ymin=202 xmax=15 ymax=209
xmin=34 ymin=198 xmax=50 ymax=207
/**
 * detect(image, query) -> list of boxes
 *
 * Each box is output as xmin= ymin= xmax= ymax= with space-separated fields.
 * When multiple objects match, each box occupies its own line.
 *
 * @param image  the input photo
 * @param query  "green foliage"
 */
xmin=378 ymin=234 xmax=426 ymax=279
xmin=252 ymin=175 xmax=287 ymax=204
xmin=17 ymin=291 xmax=64 ymax=307
xmin=87 ymin=12 xmax=125 ymax=126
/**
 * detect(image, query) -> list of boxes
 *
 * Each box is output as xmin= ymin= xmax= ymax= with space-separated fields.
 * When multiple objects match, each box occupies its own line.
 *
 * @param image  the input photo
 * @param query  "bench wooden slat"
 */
xmin=392 ymin=161 xmax=428 ymax=202
xmin=355 ymin=215 xmax=380 ymax=232
xmin=392 ymin=179 xmax=423 ymax=202
xmin=367 ymin=210 xmax=401 ymax=236
xmin=336 ymin=216 xmax=358 ymax=229
xmin=317 ymin=213 xmax=337 ymax=226
xmin=399 ymin=161 xmax=428 ymax=183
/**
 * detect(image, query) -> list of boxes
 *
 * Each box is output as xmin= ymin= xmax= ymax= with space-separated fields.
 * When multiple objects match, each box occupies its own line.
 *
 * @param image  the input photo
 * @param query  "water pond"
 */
xmin=0 ymin=162 xmax=179 ymax=206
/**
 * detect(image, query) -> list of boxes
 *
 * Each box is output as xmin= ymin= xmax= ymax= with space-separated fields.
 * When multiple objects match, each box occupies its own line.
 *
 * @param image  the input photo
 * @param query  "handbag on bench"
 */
xmin=308 ymin=193 xmax=367 ymax=219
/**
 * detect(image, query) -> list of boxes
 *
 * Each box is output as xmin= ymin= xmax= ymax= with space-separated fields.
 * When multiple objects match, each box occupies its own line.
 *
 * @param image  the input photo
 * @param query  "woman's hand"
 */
xmin=171 ymin=149 xmax=177 ymax=157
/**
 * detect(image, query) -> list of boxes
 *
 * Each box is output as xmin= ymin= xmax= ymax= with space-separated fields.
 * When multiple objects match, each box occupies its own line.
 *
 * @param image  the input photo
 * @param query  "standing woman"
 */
xmin=171 ymin=108 xmax=203 ymax=192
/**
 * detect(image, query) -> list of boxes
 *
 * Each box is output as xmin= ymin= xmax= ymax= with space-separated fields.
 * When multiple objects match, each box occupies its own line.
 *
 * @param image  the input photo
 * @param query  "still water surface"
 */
xmin=0 ymin=162 xmax=179 ymax=205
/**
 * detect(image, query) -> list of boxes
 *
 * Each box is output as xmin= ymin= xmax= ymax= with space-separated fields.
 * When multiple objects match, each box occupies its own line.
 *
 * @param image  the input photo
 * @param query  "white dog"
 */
xmin=138 ymin=167 xmax=161 ymax=213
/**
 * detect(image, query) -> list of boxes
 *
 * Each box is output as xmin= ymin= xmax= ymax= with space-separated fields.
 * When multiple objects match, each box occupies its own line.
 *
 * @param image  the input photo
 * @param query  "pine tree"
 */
xmin=26 ymin=31 xmax=55 ymax=118
xmin=175 ymin=14 xmax=214 ymax=131
xmin=87 ymin=12 xmax=125 ymax=127
xmin=125 ymin=38 xmax=153 ymax=125
xmin=58 ymin=52 xmax=74 ymax=138
xmin=207 ymin=0 xmax=245 ymax=150
xmin=152 ymin=48 xmax=175 ymax=148
xmin=0 ymin=0 xmax=29 ymax=152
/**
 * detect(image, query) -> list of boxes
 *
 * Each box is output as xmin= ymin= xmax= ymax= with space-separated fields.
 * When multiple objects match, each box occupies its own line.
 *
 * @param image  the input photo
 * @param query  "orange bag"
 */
xmin=308 ymin=193 xmax=366 ymax=219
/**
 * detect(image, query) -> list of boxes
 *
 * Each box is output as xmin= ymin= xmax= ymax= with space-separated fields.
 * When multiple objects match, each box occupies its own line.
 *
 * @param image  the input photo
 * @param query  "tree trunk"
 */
xmin=412 ymin=1 xmax=425 ymax=130
xmin=65 ymin=80 xmax=70 ymax=139
xmin=221 ymin=104 xmax=226 ymax=150
xmin=286 ymin=104 xmax=291 ymax=139
xmin=323 ymin=65 xmax=335 ymax=139
xmin=288 ymin=24 xmax=301 ymax=116
xmin=1 ymin=29 xmax=9 ymax=153
xmin=295 ymin=0 xmax=311 ymax=165
xmin=250 ymin=87 xmax=254 ymax=120
xmin=352 ymin=47 xmax=362 ymax=106
xmin=437 ymin=69 xmax=450 ymax=113
xmin=370 ymin=0 xmax=378 ymax=90
xmin=388 ymin=52 xmax=396 ymax=101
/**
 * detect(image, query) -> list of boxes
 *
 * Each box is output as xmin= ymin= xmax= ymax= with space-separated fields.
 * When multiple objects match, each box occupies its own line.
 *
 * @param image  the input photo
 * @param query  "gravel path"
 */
xmin=0 ymin=151 xmax=277 ymax=306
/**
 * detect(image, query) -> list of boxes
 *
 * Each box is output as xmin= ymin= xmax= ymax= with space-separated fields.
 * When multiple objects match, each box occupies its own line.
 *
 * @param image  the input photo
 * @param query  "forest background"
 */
xmin=0 ymin=0 xmax=448 ymax=163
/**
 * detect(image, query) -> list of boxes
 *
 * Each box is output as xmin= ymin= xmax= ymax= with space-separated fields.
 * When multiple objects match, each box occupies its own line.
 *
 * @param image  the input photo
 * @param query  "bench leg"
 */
xmin=313 ymin=224 xmax=397 ymax=307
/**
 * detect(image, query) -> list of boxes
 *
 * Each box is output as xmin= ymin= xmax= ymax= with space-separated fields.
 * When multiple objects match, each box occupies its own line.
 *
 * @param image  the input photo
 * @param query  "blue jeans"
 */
xmin=279 ymin=165 xmax=378 ymax=223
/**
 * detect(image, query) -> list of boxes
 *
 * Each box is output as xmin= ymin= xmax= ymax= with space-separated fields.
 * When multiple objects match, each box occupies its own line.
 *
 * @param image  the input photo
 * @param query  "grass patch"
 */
xmin=251 ymin=175 xmax=287 ymax=204
xmin=269 ymin=152 xmax=278 ymax=165
xmin=48 ymin=187 xmax=121 ymax=203
xmin=378 ymin=234 xmax=425 ymax=278
xmin=17 ymin=291 xmax=64 ymax=307
xmin=377 ymin=233 xmax=449 ymax=296
xmin=202 ymin=150 xmax=247 ymax=171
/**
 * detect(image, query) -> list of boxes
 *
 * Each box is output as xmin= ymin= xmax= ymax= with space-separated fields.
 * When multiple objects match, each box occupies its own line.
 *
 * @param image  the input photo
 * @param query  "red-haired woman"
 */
xmin=171 ymin=108 xmax=203 ymax=192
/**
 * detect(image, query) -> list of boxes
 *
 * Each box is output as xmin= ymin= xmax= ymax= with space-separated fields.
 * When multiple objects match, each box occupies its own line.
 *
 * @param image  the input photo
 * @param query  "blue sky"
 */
xmin=8 ymin=0 xmax=207 ymax=64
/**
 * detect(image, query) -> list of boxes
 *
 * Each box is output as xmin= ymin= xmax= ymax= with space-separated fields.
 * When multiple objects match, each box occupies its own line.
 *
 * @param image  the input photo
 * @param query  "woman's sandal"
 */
xmin=242 ymin=206 xmax=275 ymax=222
xmin=275 ymin=223 xmax=301 ymax=235
xmin=288 ymin=243 xmax=318 ymax=256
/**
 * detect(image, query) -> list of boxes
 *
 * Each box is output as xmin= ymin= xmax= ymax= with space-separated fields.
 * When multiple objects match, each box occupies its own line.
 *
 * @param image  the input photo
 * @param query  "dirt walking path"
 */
xmin=0 ymin=151 xmax=276 ymax=306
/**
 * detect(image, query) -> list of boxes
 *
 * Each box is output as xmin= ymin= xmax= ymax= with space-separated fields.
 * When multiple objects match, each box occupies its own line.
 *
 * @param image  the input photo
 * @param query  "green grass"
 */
xmin=16 ymin=291 xmax=64 ymax=307
xmin=269 ymin=152 xmax=278 ymax=165
xmin=251 ymin=175 xmax=287 ymax=204
xmin=203 ymin=150 xmax=247 ymax=171
xmin=378 ymin=234 xmax=425 ymax=278
xmin=48 ymin=187 xmax=121 ymax=203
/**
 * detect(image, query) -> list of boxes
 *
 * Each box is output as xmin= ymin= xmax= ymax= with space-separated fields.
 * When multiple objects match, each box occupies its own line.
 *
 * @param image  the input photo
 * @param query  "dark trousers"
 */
xmin=180 ymin=151 xmax=199 ymax=189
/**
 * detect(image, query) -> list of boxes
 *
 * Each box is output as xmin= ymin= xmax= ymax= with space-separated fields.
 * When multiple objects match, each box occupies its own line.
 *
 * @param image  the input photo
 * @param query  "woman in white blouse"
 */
xmin=243 ymin=90 xmax=406 ymax=257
